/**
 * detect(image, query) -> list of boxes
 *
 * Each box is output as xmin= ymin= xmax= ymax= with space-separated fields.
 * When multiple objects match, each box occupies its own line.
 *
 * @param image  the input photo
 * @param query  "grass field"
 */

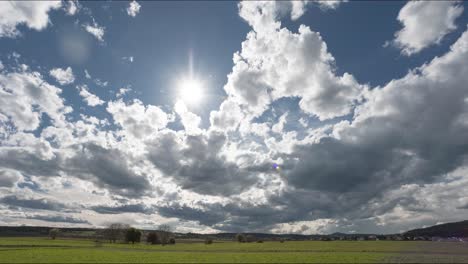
xmin=1 ymin=237 xmax=468 ymax=263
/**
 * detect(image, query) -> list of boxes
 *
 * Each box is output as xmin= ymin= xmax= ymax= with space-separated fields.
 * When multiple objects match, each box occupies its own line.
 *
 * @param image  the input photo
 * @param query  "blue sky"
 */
xmin=1 ymin=0 xmax=468 ymax=234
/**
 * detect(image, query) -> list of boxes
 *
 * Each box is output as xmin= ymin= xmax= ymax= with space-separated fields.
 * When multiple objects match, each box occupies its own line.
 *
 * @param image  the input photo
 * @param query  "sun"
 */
xmin=178 ymin=78 xmax=204 ymax=105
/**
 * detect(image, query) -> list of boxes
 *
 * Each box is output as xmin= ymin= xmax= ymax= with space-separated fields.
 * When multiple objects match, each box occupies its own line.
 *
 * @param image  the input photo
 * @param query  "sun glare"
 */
xmin=178 ymin=78 xmax=204 ymax=105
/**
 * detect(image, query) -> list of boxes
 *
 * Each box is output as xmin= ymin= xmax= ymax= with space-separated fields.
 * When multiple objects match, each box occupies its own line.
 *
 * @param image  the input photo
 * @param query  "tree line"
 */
xmin=48 ymin=223 xmax=176 ymax=245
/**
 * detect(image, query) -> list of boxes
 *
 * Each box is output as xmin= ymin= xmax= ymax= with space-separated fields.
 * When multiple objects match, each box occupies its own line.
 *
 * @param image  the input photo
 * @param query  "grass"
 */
xmin=0 ymin=237 xmax=468 ymax=263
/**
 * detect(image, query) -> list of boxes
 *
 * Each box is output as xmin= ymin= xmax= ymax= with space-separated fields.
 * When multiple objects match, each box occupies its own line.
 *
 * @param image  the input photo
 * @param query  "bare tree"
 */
xmin=158 ymin=224 xmax=172 ymax=245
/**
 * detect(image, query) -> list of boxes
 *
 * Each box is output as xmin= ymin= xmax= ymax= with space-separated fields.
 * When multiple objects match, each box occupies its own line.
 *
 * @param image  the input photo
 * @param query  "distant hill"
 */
xmin=404 ymin=220 xmax=468 ymax=237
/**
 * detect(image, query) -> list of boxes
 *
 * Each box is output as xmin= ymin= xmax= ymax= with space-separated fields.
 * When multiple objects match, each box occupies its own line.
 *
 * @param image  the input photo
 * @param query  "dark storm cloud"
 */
xmin=25 ymin=214 xmax=90 ymax=224
xmin=0 ymin=143 xmax=151 ymax=197
xmin=147 ymin=131 xmax=264 ymax=196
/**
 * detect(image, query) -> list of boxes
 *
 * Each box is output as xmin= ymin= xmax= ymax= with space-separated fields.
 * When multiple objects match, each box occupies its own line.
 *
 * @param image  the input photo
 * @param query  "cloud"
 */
xmin=49 ymin=67 xmax=75 ymax=85
xmin=0 ymin=195 xmax=68 ymax=211
xmin=116 ymin=87 xmax=131 ymax=97
xmin=25 ymin=214 xmax=89 ymax=224
xmin=0 ymin=169 xmax=22 ymax=188
xmin=392 ymin=1 xmax=464 ymax=55
xmin=91 ymin=203 xmax=153 ymax=214
xmin=0 ymin=143 xmax=152 ymax=198
xmin=83 ymin=21 xmax=105 ymax=42
xmin=94 ymin=78 xmax=108 ymax=87
xmin=64 ymin=0 xmax=79 ymax=16
xmin=146 ymin=130 xmax=265 ymax=196
xmin=78 ymin=85 xmax=104 ymax=106
xmin=0 ymin=1 xmax=61 ymax=38
xmin=107 ymin=99 xmax=170 ymax=139
xmin=0 ymin=69 xmax=71 ymax=131
xmin=84 ymin=69 xmax=91 ymax=79
xmin=174 ymin=101 xmax=202 ymax=135
xmin=227 ymin=1 xmax=364 ymax=121
xmin=127 ymin=1 xmax=141 ymax=17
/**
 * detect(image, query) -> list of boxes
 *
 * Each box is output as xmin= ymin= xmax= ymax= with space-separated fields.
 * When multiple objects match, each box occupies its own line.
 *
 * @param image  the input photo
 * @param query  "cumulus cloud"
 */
xmin=49 ymin=67 xmax=75 ymax=85
xmin=146 ymin=130 xmax=264 ymax=196
xmin=107 ymin=99 xmax=170 ymax=139
xmin=226 ymin=1 xmax=364 ymax=122
xmin=392 ymin=1 xmax=464 ymax=55
xmin=0 ymin=1 xmax=61 ymax=38
xmin=78 ymin=85 xmax=104 ymax=106
xmin=0 ymin=169 xmax=22 ymax=188
xmin=64 ymin=0 xmax=79 ymax=16
xmin=0 ymin=142 xmax=152 ymax=197
xmin=3 ymin=0 xmax=468 ymax=234
xmin=0 ymin=69 xmax=71 ymax=131
xmin=83 ymin=21 xmax=105 ymax=42
xmin=126 ymin=1 xmax=141 ymax=17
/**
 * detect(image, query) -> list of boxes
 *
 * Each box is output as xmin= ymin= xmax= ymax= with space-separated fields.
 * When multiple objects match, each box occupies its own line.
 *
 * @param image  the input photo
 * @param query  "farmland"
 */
xmin=1 ymin=237 xmax=468 ymax=263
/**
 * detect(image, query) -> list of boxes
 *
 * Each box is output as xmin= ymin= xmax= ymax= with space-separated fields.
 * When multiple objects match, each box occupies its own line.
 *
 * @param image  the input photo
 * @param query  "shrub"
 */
xmin=205 ymin=238 xmax=213 ymax=244
xmin=169 ymin=238 xmax=176 ymax=244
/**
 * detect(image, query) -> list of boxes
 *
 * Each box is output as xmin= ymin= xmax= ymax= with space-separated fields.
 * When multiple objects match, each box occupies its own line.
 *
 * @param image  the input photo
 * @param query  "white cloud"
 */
xmin=314 ymin=0 xmax=346 ymax=10
xmin=0 ymin=1 xmax=61 ymax=38
xmin=116 ymin=87 xmax=131 ymax=97
xmin=392 ymin=1 xmax=464 ymax=56
xmin=107 ymin=99 xmax=170 ymax=139
xmin=94 ymin=79 xmax=108 ymax=87
xmin=65 ymin=0 xmax=79 ymax=16
xmin=78 ymin=85 xmax=104 ymax=107
xmin=84 ymin=69 xmax=91 ymax=79
xmin=226 ymin=1 xmax=364 ymax=121
xmin=49 ymin=67 xmax=75 ymax=85
xmin=83 ymin=21 xmax=105 ymax=42
xmin=122 ymin=56 xmax=134 ymax=63
xmin=127 ymin=1 xmax=141 ymax=17
xmin=272 ymin=112 xmax=288 ymax=134
xmin=174 ymin=101 xmax=202 ymax=135
xmin=0 ymin=69 xmax=71 ymax=131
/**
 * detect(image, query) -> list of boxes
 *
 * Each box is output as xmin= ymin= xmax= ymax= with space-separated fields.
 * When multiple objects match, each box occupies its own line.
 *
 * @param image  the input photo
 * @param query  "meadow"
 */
xmin=1 ymin=237 xmax=468 ymax=263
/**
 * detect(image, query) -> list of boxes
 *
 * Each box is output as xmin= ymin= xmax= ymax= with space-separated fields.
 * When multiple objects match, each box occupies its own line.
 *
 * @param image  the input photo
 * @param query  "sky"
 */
xmin=1 ymin=0 xmax=468 ymax=235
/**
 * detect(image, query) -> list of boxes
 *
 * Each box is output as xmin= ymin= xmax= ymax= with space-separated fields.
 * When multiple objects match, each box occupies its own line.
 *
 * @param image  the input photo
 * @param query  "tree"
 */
xmin=103 ymin=223 xmax=129 ymax=243
xmin=125 ymin=228 xmax=141 ymax=244
xmin=235 ymin=233 xmax=246 ymax=243
xmin=204 ymin=238 xmax=213 ymax=244
xmin=49 ymin=228 xmax=60 ymax=240
xmin=158 ymin=224 xmax=172 ymax=245
xmin=146 ymin=231 xmax=160 ymax=245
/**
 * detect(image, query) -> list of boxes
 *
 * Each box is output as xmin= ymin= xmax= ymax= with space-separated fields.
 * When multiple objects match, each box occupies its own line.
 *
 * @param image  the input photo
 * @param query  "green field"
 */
xmin=1 ymin=237 xmax=468 ymax=263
